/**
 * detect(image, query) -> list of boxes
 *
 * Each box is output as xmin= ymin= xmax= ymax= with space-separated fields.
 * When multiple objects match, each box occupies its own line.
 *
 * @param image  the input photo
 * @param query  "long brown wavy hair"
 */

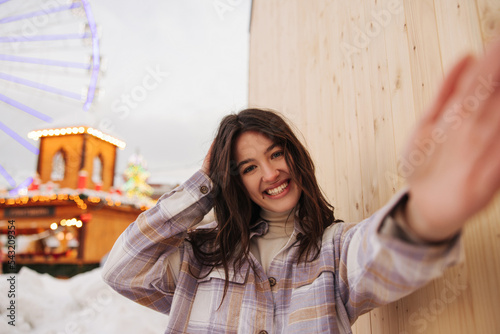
xmin=187 ymin=108 xmax=341 ymax=303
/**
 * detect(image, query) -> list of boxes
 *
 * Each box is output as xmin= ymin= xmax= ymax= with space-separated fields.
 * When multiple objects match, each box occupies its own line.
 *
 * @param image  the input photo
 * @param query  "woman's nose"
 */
xmin=262 ymin=163 xmax=279 ymax=182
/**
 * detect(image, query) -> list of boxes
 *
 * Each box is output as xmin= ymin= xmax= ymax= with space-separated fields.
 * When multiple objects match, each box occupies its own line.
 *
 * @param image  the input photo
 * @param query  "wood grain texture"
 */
xmin=249 ymin=0 xmax=500 ymax=333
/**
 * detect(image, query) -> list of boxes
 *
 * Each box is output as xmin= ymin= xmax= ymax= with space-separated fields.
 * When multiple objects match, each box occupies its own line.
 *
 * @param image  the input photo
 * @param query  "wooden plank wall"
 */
xmin=248 ymin=0 xmax=500 ymax=333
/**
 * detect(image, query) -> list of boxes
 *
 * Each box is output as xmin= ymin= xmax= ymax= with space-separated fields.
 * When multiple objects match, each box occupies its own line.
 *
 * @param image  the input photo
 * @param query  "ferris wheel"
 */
xmin=0 ymin=0 xmax=101 ymax=195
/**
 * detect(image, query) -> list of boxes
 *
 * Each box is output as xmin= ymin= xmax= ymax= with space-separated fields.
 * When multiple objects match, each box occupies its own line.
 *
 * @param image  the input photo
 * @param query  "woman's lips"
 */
xmin=264 ymin=180 xmax=290 ymax=196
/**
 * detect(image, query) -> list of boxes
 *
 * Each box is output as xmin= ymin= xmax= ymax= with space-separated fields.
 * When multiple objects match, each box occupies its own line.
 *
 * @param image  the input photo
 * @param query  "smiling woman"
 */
xmin=189 ymin=109 xmax=341 ymax=309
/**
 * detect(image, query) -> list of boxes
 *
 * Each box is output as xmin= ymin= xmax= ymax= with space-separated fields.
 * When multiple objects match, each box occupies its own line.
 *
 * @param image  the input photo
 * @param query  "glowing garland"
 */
xmin=27 ymin=126 xmax=126 ymax=149
xmin=0 ymin=192 xmax=151 ymax=211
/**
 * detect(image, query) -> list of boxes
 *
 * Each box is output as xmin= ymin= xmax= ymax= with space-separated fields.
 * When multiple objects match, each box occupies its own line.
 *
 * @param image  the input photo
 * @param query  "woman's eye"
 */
xmin=271 ymin=151 xmax=284 ymax=159
xmin=242 ymin=165 xmax=256 ymax=174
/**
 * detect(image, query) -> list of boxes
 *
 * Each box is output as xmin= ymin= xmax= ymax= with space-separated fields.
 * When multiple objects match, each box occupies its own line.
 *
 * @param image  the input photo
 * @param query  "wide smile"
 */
xmin=264 ymin=180 xmax=290 ymax=197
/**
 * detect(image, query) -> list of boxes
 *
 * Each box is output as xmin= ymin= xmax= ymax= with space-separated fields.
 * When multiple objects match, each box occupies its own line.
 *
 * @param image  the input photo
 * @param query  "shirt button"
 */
xmin=268 ymin=277 xmax=277 ymax=287
xmin=200 ymin=185 xmax=209 ymax=194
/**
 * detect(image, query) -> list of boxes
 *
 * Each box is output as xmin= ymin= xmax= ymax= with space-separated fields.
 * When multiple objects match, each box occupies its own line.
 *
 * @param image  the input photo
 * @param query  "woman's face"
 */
xmin=234 ymin=131 xmax=302 ymax=213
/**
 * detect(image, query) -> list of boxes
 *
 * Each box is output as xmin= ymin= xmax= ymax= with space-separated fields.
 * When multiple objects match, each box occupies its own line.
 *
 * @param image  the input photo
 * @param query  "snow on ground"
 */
xmin=0 ymin=267 xmax=169 ymax=333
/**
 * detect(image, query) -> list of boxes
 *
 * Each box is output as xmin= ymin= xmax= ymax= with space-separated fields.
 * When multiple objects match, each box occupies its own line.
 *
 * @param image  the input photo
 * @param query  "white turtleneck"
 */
xmin=249 ymin=207 xmax=296 ymax=274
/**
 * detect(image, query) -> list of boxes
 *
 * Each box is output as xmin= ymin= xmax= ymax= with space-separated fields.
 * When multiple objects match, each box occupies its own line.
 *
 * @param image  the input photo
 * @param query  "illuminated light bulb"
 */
xmin=50 ymin=223 xmax=58 ymax=230
xmin=87 ymin=128 xmax=93 ymax=134
xmin=61 ymin=129 xmax=67 ymax=135
xmin=76 ymin=220 xmax=83 ymax=228
xmin=79 ymin=127 xmax=85 ymax=133
xmin=54 ymin=129 xmax=61 ymax=136
xmin=48 ymin=129 xmax=54 ymax=136
xmin=42 ymin=130 xmax=48 ymax=136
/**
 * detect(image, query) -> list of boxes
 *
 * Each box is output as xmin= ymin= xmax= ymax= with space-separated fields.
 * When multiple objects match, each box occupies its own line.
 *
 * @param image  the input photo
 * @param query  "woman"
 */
xmin=102 ymin=40 xmax=500 ymax=333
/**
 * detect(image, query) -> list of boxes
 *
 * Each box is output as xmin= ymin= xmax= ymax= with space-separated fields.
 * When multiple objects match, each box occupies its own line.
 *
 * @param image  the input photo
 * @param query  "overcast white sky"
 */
xmin=0 ymin=0 xmax=251 ymax=190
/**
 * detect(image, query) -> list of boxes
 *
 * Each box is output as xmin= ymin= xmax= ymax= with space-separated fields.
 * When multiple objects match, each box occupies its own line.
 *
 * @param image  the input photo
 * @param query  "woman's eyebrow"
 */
xmin=265 ymin=142 xmax=280 ymax=153
xmin=236 ymin=158 xmax=254 ymax=171
xmin=236 ymin=143 xmax=281 ymax=171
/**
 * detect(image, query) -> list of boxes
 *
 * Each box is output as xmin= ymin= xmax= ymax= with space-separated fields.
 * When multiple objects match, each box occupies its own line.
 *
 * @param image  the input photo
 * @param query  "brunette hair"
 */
xmin=187 ymin=108 xmax=340 ymax=302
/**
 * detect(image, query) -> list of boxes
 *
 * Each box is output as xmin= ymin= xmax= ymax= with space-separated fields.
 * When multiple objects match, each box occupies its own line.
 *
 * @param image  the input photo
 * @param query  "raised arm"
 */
xmin=332 ymin=192 xmax=463 ymax=324
xmin=101 ymin=171 xmax=213 ymax=314
xmin=334 ymin=39 xmax=500 ymax=322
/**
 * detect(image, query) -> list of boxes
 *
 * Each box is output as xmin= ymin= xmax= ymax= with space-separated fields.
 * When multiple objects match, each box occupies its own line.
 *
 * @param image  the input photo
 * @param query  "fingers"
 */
xmin=424 ymin=54 xmax=476 ymax=124
xmin=454 ymin=39 xmax=500 ymax=118
xmin=201 ymin=140 xmax=215 ymax=175
xmin=471 ymin=37 xmax=500 ymax=92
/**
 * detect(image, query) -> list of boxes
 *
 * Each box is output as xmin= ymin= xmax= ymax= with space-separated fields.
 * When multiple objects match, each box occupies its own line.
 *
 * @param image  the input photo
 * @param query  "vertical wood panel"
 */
xmin=402 ymin=0 xmax=443 ymax=118
xmin=475 ymin=0 xmax=500 ymax=43
xmin=248 ymin=0 xmax=500 ymax=333
xmin=434 ymin=0 xmax=484 ymax=70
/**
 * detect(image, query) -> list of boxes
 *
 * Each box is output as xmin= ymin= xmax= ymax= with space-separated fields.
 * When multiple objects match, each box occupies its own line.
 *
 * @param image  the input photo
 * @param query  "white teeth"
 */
xmin=266 ymin=181 xmax=289 ymax=196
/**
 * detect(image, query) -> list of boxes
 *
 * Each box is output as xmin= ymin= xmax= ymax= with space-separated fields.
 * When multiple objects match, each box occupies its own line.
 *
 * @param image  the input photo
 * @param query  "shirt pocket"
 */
xmin=188 ymin=267 xmax=247 ymax=331
xmin=287 ymin=270 xmax=337 ymax=331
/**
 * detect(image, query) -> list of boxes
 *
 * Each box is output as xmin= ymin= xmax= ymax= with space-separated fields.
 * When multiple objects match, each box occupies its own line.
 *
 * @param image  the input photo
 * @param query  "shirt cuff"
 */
xmin=378 ymin=188 xmax=461 ymax=246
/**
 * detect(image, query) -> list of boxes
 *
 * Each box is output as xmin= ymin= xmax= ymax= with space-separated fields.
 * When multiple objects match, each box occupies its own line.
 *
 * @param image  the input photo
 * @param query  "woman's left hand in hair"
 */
xmin=201 ymin=141 xmax=215 ymax=175
xmin=402 ymin=38 xmax=500 ymax=243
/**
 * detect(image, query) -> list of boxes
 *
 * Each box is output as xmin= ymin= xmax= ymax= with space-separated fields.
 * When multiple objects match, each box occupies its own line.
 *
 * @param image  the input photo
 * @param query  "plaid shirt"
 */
xmin=102 ymin=171 xmax=462 ymax=334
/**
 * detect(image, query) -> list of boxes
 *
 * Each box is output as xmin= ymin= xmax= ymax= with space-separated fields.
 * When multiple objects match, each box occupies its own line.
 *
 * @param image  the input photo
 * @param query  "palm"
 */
xmin=403 ymin=40 xmax=500 ymax=241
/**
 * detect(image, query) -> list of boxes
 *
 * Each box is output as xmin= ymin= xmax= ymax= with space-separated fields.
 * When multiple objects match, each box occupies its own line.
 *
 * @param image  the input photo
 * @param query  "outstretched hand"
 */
xmin=403 ymin=38 xmax=500 ymax=242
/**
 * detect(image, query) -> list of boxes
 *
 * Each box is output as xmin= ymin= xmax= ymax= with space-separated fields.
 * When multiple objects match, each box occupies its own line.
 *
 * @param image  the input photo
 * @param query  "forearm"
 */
xmin=101 ymin=170 xmax=214 ymax=312
xmin=338 ymin=190 xmax=463 ymax=321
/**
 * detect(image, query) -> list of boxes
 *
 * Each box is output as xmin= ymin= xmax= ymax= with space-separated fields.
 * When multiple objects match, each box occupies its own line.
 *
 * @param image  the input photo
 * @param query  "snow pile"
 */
xmin=0 ymin=267 xmax=169 ymax=333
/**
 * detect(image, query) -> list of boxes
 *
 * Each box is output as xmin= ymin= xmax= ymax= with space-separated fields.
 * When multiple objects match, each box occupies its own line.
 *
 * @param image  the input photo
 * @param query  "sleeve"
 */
xmin=101 ymin=170 xmax=214 ymax=314
xmin=333 ymin=189 xmax=464 ymax=324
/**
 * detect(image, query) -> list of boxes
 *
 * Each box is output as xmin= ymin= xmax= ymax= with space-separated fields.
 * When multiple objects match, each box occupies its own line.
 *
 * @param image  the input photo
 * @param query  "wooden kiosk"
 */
xmin=0 ymin=126 xmax=152 ymax=276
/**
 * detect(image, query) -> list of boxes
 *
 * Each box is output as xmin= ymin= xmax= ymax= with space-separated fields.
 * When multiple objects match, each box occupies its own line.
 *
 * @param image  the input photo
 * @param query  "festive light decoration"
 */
xmin=123 ymin=153 xmax=153 ymax=199
xmin=27 ymin=126 xmax=126 ymax=149
xmin=52 ymin=218 xmax=83 ymax=230
xmin=0 ymin=187 xmax=154 ymax=211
